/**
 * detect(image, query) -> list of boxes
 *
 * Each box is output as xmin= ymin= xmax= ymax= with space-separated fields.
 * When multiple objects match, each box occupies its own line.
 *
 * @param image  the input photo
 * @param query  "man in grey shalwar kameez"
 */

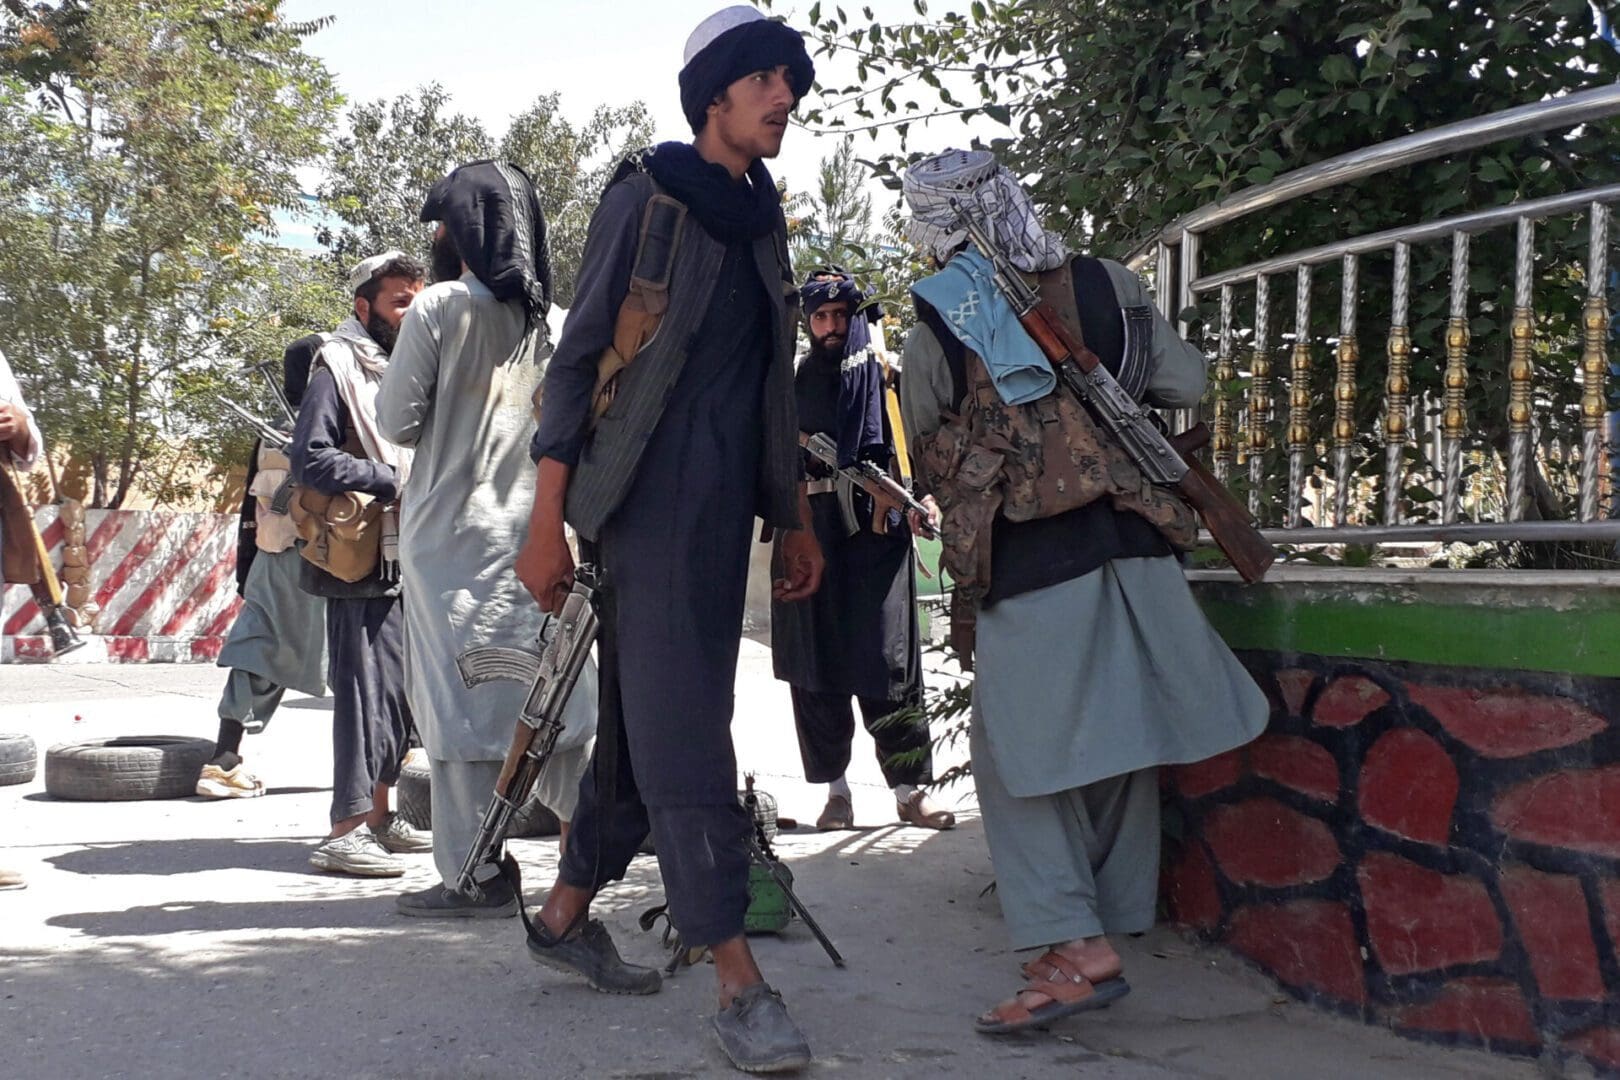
xmin=198 ymin=334 xmax=328 ymax=799
xmin=899 ymin=150 xmax=1268 ymax=1035
xmin=379 ymin=161 xmax=595 ymax=918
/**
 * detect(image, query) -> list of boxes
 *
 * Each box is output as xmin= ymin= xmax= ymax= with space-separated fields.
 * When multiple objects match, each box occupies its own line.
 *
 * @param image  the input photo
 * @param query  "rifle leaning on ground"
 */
xmin=799 ymin=431 xmax=937 ymax=540
xmin=455 ymin=566 xmax=603 ymax=897
xmin=951 ymin=201 xmax=1275 ymax=583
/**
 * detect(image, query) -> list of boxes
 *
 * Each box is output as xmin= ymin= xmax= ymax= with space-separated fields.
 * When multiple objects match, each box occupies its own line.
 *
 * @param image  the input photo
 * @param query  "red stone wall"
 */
xmin=1161 ymin=655 xmax=1620 ymax=1074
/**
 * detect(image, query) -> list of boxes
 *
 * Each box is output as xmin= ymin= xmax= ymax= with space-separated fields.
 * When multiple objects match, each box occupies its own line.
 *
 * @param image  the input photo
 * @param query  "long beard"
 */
xmin=365 ymin=310 xmax=399 ymax=354
xmin=808 ymin=333 xmax=845 ymax=362
xmin=430 ymin=230 xmax=462 ymax=286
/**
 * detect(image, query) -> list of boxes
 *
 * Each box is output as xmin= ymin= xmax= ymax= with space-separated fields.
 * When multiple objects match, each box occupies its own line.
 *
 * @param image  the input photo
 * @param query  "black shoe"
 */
xmin=526 ymin=917 xmax=662 ymax=995
xmin=395 ymin=875 xmax=517 ymax=919
xmin=713 ymin=983 xmax=812 ymax=1074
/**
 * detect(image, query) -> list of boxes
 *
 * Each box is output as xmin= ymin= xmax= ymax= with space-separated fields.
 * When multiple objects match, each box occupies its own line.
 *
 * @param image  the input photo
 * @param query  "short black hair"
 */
xmin=355 ymin=254 xmax=427 ymax=304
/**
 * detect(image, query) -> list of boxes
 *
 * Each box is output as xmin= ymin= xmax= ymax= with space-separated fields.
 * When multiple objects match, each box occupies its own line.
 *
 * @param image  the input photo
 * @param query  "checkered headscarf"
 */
xmin=903 ymin=148 xmax=1069 ymax=273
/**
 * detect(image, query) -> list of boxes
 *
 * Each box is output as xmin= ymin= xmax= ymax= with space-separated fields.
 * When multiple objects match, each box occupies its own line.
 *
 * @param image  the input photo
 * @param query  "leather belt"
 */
xmin=805 ymin=478 xmax=837 ymax=495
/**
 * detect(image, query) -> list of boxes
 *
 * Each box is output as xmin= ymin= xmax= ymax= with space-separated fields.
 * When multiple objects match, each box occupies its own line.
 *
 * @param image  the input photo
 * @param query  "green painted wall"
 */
xmin=1193 ymin=574 xmax=1620 ymax=678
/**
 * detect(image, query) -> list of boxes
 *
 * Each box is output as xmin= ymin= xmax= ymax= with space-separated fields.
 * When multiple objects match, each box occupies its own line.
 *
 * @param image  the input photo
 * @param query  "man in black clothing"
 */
xmin=517 ymin=6 xmax=824 ymax=1073
xmin=771 ymin=272 xmax=954 ymax=833
xmin=290 ymin=252 xmax=429 ymax=877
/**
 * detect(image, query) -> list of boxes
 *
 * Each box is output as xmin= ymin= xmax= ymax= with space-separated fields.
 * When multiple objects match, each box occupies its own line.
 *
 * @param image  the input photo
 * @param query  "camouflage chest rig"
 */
xmin=914 ymin=261 xmax=1197 ymax=666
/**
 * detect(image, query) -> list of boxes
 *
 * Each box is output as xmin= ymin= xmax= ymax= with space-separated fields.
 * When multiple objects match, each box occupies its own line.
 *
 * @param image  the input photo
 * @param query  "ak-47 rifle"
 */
xmin=216 ymin=395 xmax=291 ymax=450
xmin=799 ymin=431 xmax=937 ymax=540
xmin=950 ymin=201 xmax=1275 ymax=583
xmin=454 ymin=566 xmax=602 ymax=896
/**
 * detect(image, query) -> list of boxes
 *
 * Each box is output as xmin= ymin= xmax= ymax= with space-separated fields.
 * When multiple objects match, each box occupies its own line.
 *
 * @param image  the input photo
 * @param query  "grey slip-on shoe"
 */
xmin=395 ymin=876 xmax=517 ymax=919
xmin=713 ymin=983 xmax=812 ymax=1074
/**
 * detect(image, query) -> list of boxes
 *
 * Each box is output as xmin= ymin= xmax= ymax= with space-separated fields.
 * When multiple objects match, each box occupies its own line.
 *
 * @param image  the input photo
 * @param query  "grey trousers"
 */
xmin=971 ymin=717 xmax=1160 ymax=950
xmin=217 ymin=669 xmax=285 ymax=735
xmin=428 ymin=744 xmax=593 ymax=888
xmin=429 ymin=758 xmax=503 ymax=888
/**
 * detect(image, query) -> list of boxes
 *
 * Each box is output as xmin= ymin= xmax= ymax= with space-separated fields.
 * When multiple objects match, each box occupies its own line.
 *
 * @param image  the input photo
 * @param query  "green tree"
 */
xmin=0 ymin=0 xmax=340 ymax=506
xmin=499 ymin=94 xmax=654 ymax=308
xmin=794 ymin=0 xmax=1620 ymax=529
xmin=316 ymin=83 xmax=494 ymax=269
xmin=790 ymin=136 xmax=874 ymax=276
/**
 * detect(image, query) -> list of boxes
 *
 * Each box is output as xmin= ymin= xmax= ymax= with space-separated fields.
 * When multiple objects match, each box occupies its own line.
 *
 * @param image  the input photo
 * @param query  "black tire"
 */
xmin=397 ymin=758 xmax=433 ymax=830
xmin=44 ymin=736 xmax=214 ymax=801
xmin=0 ymin=733 xmax=37 ymax=787
xmin=393 ymin=759 xmax=559 ymax=837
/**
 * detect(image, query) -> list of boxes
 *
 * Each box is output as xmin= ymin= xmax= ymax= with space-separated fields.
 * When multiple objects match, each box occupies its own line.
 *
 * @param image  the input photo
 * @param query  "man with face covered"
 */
xmin=378 ymin=161 xmax=597 ymax=918
xmin=771 ymin=270 xmax=953 ymax=833
xmin=290 ymin=252 xmax=429 ymax=877
xmin=516 ymin=6 xmax=824 ymax=1072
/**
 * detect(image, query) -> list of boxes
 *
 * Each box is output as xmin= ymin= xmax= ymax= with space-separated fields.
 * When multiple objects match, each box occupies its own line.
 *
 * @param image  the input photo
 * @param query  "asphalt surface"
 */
xmin=0 ymin=647 xmax=1549 ymax=1079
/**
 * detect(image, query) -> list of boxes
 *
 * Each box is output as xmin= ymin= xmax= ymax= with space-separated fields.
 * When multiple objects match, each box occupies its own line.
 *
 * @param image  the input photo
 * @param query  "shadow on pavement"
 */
xmin=47 ymin=838 xmax=325 ymax=878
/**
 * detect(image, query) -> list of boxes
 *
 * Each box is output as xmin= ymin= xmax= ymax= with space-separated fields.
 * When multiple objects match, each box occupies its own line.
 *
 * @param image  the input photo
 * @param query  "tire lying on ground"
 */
xmin=45 ymin=736 xmax=215 ymax=801
xmin=395 ymin=758 xmax=561 ymax=838
xmin=0 ymin=733 xmax=38 ymax=787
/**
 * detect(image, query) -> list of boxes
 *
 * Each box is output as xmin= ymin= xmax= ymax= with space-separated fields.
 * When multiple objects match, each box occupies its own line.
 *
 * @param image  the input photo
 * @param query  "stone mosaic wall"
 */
xmin=1161 ymin=652 xmax=1620 ymax=1073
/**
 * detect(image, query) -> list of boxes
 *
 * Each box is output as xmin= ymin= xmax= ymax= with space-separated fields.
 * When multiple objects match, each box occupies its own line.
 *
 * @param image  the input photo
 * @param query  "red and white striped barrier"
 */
xmin=2 ymin=508 xmax=242 ymax=664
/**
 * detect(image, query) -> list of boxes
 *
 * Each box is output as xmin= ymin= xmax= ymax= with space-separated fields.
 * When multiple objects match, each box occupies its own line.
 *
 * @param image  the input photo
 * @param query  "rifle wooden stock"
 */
xmin=1021 ymin=305 xmax=1275 ymax=584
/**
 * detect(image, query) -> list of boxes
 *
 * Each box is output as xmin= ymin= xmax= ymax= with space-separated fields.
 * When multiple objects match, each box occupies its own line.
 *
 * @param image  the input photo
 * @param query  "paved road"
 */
xmin=0 ymin=647 xmax=1545 ymax=1079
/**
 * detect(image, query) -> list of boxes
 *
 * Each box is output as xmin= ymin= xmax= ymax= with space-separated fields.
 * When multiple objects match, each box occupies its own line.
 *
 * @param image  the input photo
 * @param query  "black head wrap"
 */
xmin=678 ymin=14 xmax=815 ymax=134
xmin=281 ymin=332 xmax=324 ymax=410
xmin=420 ymin=160 xmax=552 ymax=324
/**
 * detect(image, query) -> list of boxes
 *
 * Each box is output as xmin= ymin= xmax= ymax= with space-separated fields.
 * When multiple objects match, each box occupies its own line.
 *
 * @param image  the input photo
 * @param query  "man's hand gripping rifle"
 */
xmin=799 ymin=432 xmax=937 ymax=540
xmin=454 ymin=565 xmax=601 ymax=896
xmin=949 ymin=201 xmax=1274 ymax=583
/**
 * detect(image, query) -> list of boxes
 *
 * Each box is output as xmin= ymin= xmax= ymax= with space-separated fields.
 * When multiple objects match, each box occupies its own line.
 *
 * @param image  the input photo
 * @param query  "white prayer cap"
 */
xmin=347 ymin=250 xmax=409 ymax=295
xmin=684 ymin=5 xmax=764 ymax=65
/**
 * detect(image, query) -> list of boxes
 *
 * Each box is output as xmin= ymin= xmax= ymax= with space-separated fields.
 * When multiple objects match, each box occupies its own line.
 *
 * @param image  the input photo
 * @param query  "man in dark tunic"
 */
xmin=290 ymin=252 xmax=431 ymax=877
xmin=771 ymin=272 xmax=955 ymax=832
xmin=516 ymin=6 xmax=824 ymax=1073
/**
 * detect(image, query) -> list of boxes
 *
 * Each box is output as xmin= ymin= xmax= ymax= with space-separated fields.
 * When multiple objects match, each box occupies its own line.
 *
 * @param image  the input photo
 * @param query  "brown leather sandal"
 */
xmin=974 ymin=950 xmax=1131 ymax=1034
xmin=896 ymin=789 xmax=956 ymax=830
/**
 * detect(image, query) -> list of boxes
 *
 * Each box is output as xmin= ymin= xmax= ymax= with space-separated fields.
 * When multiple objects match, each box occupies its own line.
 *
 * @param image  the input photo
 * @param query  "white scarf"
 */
xmin=319 ymin=317 xmax=412 ymax=485
xmin=318 ymin=317 xmax=413 ymax=577
xmin=904 ymin=149 xmax=1070 ymax=273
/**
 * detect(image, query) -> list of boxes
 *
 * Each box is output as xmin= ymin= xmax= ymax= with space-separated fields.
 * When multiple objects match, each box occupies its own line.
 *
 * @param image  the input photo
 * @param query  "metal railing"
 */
xmin=1126 ymin=84 xmax=1620 ymax=549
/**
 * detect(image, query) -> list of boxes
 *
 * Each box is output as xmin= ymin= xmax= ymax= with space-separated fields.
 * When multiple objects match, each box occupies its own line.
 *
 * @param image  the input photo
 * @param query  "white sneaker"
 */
xmin=309 ymin=830 xmax=405 ymax=877
xmin=196 ymin=763 xmax=265 ymax=799
xmin=372 ymin=812 xmax=432 ymax=854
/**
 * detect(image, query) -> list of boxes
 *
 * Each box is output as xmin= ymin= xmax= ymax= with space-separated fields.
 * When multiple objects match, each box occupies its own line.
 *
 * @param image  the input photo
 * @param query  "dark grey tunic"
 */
xmin=598 ymin=242 xmax=770 ymax=805
xmin=290 ymin=368 xmax=412 ymax=823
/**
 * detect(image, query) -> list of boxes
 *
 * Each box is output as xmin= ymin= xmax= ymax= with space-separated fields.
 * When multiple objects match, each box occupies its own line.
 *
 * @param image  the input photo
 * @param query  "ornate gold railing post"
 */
xmin=1442 ymin=232 xmax=1471 ymax=524
xmin=1213 ymin=284 xmax=1237 ymax=482
xmin=1288 ymin=265 xmax=1313 ymax=527
xmin=1507 ymin=218 xmax=1536 ymax=522
xmin=1333 ymin=255 xmax=1359 ymax=526
xmin=1248 ymin=275 xmax=1273 ymax=520
xmin=1384 ymin=242 xmax=1413 ymax=524
xmin=1580 ymin=203 xmax=1610 ymax=522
